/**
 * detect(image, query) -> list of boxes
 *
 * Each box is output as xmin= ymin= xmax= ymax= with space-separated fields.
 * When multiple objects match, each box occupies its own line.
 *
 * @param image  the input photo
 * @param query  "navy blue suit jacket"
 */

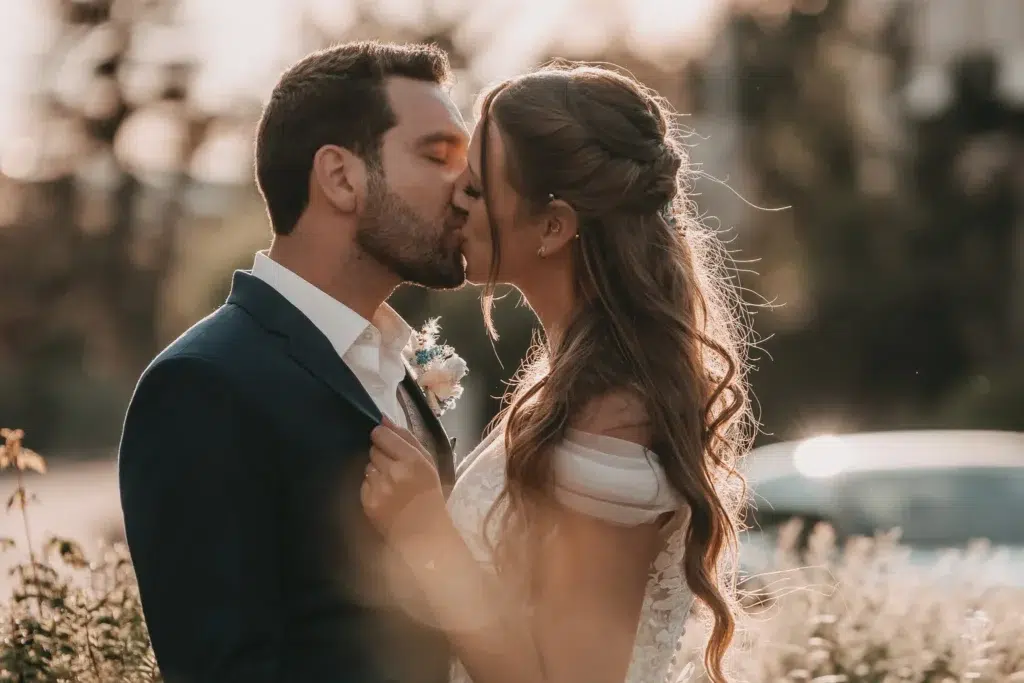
xmin=118 ymin=271 xmax=455 ymax=683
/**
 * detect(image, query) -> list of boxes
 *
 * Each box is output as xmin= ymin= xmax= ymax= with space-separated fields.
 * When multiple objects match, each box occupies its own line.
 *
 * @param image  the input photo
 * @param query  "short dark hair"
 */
xmin=255 ymin=41 xmax=452 ymax=235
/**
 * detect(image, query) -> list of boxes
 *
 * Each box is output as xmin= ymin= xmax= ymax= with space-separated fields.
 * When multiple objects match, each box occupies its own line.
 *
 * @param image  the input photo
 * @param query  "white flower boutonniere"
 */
xmin=403 ymin=318 xmax=468 ymax=417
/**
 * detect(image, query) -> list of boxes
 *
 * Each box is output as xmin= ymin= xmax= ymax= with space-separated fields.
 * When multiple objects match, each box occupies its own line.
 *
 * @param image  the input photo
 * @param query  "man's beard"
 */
xmin=355 ymin=170 xmax=465 ymax=289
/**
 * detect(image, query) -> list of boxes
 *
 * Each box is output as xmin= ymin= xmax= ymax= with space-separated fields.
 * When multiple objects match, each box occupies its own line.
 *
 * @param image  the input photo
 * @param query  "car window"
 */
xmin=744 ymin=475 xmax=841 ymax=537
xmin=834 ymin=467 xmax=1024 ymax=547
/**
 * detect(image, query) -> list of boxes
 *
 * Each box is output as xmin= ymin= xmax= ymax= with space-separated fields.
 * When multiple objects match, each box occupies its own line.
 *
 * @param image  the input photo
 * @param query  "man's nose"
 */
xmin=448 ymin=200 xmax=469 ymax=221
xmin=450 ymin=182 xmax=471 ymax=213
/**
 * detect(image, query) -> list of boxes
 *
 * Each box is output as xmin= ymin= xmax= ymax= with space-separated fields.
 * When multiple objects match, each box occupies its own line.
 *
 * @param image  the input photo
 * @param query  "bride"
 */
xmin=361 ymin=63 xmax=753 ymax=683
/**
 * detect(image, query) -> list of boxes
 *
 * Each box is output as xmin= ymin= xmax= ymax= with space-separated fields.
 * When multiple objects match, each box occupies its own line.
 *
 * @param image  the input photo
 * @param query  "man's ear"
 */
xmin=312 ymin=144 xmax=366 ymax=214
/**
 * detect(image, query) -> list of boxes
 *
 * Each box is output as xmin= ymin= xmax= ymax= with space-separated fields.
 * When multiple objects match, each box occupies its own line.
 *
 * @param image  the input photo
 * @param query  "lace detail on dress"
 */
xmin=627 ymin=524 xmax=696 ymax=683
xmin=447 ymin=432 xmax=506 ymax=570
xmin=446 ymin=430 xmax=695 ymax=683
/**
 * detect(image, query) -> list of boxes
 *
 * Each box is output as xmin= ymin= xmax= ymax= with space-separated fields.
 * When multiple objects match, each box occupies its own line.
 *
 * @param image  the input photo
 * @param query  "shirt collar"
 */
xmin=250 ymin=251 xmax=412 ymax=357
xmin=370 ymin=301 xmax=414 ymax=353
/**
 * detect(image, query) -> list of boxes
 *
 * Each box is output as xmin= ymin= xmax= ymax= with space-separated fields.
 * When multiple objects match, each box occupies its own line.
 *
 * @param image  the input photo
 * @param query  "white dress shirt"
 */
xmin=251 ymin=251 xmax=411 ymax=428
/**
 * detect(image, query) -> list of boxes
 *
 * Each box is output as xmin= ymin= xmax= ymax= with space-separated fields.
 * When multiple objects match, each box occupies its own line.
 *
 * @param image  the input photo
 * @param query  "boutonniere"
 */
xmin=403 ymin=318 xmax=468 ymax=417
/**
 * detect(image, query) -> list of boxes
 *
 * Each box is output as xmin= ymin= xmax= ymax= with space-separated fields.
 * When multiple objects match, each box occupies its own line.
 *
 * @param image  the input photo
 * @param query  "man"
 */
xmin=118 ymin=41 xmax=470 ymax=683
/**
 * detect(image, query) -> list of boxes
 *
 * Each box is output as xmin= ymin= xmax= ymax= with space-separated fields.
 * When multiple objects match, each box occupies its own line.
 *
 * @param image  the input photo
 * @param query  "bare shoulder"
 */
xmin=570 ymin=389 xmax=652 ymax=448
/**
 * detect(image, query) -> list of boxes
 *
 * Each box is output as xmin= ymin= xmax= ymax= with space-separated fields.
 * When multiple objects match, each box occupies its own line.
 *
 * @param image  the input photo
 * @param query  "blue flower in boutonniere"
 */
xmin=402 ymin=318 xmax=468 ymax=417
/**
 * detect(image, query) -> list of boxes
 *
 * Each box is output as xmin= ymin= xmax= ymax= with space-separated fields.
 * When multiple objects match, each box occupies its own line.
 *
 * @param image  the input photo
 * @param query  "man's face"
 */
xmin=355 ymin=77 xmax=470 ymax=289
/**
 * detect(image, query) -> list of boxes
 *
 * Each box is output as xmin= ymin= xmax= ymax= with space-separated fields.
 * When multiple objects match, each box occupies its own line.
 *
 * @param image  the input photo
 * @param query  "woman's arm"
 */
xmin=400 ymin=504 xmax=659 ymax=683
xmin=362 ymin=392 xmax=661 ymax=683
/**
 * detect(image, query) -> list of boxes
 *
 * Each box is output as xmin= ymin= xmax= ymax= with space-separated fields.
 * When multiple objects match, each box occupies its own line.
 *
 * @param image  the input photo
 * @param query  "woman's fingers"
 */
xmin=369 ymin=444 xmax=393 ymax=470
xmin=362 ymin=424 xmax=444 ymax=536
xmin=373 ymin=444 xmax=417 ymax=483
xmin=371 ymin=424 xmax=423 ymax=462
xmin=380 ymin=417 xmax=421 ymax=449
xmin=361 ymin=464 xmax=390 ymax=513
xmin=364 ymin=460 xmax=388 ymax=489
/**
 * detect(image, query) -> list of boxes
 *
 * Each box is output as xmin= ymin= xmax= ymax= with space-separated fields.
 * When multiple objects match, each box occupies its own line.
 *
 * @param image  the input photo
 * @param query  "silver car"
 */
xmin=740 ymin=430 xmax=1024 ymax=582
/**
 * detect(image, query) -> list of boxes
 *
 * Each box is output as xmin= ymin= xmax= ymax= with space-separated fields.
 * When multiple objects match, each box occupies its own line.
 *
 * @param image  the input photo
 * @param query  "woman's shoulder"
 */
xmin=454 ymin=422 xmax=505 ymax=478
xmin=556 ymin=390 xmax=679 ymax=525
xmin=569 ymin=389 xmax=652 ymax=449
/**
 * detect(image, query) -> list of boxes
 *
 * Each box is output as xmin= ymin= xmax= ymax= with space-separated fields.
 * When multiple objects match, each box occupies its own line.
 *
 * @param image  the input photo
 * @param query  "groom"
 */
xmin=118 ymin=42 xmax=469 ymax=683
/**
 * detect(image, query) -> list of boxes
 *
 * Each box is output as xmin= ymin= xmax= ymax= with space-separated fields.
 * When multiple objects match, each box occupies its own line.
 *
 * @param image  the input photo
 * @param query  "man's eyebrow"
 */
xmin=415 ymin=131 xmax=468 ymax=147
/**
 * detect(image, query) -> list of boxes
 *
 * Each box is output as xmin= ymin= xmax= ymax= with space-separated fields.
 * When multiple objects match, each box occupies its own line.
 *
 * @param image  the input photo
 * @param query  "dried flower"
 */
xmin=403 ymin=318 xmax=468 ymax=416
xmin=677 ymin=522 xmax=1024 ymax=682
xmin=0 ymin=427 xmax=47 ymax=474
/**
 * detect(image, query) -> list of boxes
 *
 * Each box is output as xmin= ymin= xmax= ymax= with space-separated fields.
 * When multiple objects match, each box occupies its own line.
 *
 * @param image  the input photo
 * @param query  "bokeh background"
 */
xmin=1 ymin=0 xmax=1022 ymax=551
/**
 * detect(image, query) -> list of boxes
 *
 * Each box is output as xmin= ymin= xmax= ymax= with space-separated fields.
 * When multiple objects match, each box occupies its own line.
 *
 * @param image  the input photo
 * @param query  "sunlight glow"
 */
xmin=0 ymin=115 xmax=87 ymax=183
xmin=183 ymin=0 xmax=303 ymax=110
xmin=0 ymin=0 xmax=58 ymax=173
xmin=792 ymin=434 xmax=853 ymax=479
xmin=626 ymin=0 xmax=725 ymax=63
xmin=368 ymin=0 xmax=433 ymax=32
xmin=306 ymin=0 xmax=359 ymax=36
xmin=113 ymin=103 xmax=188 ymax=181
xmin=189 ymin=122 xmax=255 ymax=185
xmin=463 ymin=0 xmax=573 ymax=83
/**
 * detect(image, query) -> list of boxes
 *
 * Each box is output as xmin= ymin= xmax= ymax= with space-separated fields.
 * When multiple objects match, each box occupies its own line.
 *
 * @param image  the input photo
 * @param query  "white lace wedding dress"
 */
xmin=446 ymin=428 xmax=696 ymax=683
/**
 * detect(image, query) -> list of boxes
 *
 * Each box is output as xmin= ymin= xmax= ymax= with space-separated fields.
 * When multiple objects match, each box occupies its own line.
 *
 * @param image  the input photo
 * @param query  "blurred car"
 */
xmin=739 ymin=429 xmax=1024 ymax=584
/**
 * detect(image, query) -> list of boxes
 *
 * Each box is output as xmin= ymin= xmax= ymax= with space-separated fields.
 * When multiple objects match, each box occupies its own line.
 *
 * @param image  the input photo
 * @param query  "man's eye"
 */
xmin=424 ymin=144 xmax=449 ymax=164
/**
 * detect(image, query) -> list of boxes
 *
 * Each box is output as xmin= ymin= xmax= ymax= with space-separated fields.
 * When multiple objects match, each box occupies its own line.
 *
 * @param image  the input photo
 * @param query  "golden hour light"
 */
xmin=1 ymin=0 xmax=1023 ymax=680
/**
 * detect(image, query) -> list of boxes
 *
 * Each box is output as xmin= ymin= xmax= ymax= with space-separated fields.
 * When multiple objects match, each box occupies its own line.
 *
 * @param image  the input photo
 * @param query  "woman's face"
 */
xmin=451 ymin=116 xmax=545 ymax=287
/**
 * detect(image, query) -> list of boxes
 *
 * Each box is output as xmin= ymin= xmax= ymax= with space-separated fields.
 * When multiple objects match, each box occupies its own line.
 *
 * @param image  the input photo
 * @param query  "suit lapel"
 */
xmin=401 ymin=366 xmax=456 ymax=487
xmin=227 ymin=270 xmax=457 ymax=483
xmin=226 ymin=271 xmax=381 ymax=425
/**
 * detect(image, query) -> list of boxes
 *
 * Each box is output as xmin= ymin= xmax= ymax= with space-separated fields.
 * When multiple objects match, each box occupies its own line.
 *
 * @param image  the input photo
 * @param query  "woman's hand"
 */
xmin=360 ymin=418 xmax=450 ymax=552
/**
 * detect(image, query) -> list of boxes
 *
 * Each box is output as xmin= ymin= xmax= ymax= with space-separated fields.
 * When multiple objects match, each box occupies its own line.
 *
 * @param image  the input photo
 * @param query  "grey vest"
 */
xmin=395 ymin=370 xmax=456 ymax=490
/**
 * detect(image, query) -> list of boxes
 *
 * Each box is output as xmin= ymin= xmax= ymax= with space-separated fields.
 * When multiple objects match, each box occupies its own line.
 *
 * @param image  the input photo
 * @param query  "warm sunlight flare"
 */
xmin=792 ymin=434 xmax=853 ymax=478
xmin=626 ymin=0 xmax=724 ymax=64
xmin=0 ymin=0 xmax=57 ymax=176
xmin=0 ymin=0 xmax=754 ymax=150
xmin=182 ymin=0 xmax=303 ymax=110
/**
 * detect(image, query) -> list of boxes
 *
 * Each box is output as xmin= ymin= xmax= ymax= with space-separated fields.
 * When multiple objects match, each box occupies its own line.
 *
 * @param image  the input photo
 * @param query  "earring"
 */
xmin=537 ymin=245 xmax=547 ymax=258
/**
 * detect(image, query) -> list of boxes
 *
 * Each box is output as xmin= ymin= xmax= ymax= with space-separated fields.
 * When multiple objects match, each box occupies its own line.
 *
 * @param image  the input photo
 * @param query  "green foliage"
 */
xmin=0 ymin=542 xmax=160 ymax=683
xmin=1 ymin=428 xmax=159 ymax=682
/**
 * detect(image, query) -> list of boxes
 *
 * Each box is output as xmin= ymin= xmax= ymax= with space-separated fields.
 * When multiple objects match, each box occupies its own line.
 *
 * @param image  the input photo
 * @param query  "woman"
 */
xmin=361 ymin=63 xmax=753 ymax=683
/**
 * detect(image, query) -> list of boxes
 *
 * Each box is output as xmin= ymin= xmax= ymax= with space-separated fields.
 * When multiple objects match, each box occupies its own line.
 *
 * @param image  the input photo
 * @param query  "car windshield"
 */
xmin=834 ymin=467 xmax=1024 ymax=547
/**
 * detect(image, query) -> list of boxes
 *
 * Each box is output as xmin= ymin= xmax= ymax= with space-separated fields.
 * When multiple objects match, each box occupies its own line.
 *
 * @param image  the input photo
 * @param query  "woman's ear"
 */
xmin=536 ymin=199 xmax=579 ymax=259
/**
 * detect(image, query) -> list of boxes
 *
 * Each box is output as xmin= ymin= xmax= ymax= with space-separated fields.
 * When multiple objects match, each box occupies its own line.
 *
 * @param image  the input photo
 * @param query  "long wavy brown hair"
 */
xmin=475 ymin=64 xmax=754 ymax=683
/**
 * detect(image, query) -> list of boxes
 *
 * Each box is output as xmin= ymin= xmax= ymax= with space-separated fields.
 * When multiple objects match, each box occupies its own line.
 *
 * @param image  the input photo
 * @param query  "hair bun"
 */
xmin=624 ymin=143 xmax=681 ymax=215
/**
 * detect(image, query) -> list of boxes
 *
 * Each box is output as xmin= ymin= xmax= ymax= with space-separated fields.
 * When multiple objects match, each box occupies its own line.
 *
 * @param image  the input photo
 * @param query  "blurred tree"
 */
xmin=4 ymin=0 xmax=1020 ymax=452
xmin=912 ymin=54 xmax=1023 ymax=365
xmin=731 ymin=0 xmax=1023 ymax=437
xmin=729 ymin=0 xmax=921 ymax=436
xmin=0 ymin=0 xmax=224 ymax=448
xmin=909 ymin=52 xmax=1024 ymax=431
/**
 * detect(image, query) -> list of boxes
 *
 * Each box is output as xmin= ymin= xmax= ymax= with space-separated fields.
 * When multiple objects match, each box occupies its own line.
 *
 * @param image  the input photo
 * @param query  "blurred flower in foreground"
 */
xmin=0 ymin=428 xmax=46 ymax=475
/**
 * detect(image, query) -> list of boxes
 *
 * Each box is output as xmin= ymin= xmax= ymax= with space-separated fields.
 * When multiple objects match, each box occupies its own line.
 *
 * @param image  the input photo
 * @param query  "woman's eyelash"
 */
xmin=464 ymin=185 xmax=482 ymax=199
